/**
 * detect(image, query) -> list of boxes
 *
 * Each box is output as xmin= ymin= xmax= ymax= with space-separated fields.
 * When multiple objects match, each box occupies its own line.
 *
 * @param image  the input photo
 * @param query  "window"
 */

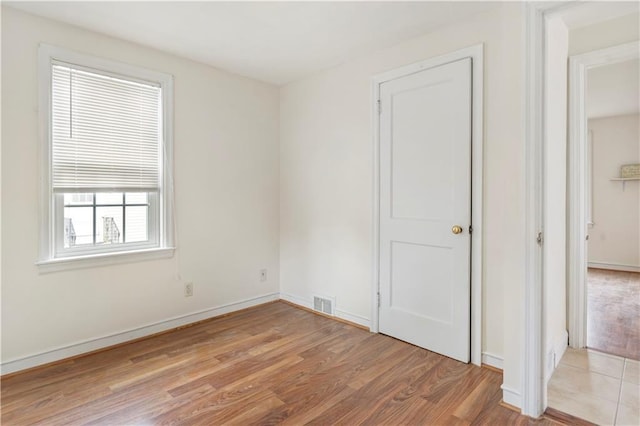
xmin=38 ymin=45 xmax=174 ymax=269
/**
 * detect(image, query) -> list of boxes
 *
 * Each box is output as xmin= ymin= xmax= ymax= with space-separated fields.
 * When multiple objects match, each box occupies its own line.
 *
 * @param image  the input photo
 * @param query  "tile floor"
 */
xmin=548 ymin=348 xmax=640 ymax=425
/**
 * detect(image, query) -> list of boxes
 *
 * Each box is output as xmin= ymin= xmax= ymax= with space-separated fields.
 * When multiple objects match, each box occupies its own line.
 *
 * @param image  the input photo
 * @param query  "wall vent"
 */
xmin=312 ymin=294 xmax=335 ymax=316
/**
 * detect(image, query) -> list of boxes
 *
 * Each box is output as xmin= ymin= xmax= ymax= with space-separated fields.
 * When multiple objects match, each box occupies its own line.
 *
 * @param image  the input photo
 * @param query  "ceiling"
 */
xmin=7 ymin=1 xmax=500 ymax=86
xmin=587 ymin=59 xmax=640 ymax=119
xmin=560 ymin=1 xmax=639 ymax=29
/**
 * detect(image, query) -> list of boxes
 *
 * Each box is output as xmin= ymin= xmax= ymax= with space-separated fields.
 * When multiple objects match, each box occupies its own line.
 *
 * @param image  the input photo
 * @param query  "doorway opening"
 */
xmin=583 ymin=57 xmax=640 ymax=360
xmin=524 ymin=1 xmax=639 ymax=421
xmin=547 ymin=17 xmax=639 ymax=426
xmin=568 ymin=49 xmax=640 ymax=361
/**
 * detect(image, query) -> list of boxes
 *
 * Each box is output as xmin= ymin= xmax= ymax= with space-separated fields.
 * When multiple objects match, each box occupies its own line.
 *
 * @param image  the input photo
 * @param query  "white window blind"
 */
xmin=51 ymin=63 xmax=162 ymax=192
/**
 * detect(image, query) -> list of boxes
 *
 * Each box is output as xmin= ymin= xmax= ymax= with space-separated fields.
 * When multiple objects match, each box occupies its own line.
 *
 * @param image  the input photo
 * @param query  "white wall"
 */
xmin=587 ymin=59 xmax=640 ymax=119
xmin=569 ymin=12 xmax=640 ymax=56
xmin=1 ymin=7 xmax=280 ymax=367
xmin=543 ymin=16 xmax=568 ymax=388
xmin=279 ymin=3 xmax=525 ymax=400
xmin=588 ymin=114 xmax=640 ymax=269
xmin=2 ymin=4 xmax=532 ymax=406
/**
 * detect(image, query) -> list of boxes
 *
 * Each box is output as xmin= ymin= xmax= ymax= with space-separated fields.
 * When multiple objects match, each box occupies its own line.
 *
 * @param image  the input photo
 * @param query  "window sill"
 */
xmin=36 ymin=247 xmax=175 ymax=274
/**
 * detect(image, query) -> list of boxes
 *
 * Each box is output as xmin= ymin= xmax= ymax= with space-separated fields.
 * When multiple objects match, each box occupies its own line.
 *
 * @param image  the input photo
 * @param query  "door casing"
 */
xmin=371 ymin=44 xmax=484 ymax=366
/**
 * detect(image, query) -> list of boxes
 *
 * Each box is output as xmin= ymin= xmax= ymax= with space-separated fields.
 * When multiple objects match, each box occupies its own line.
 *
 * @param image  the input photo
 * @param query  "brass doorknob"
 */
xmin=452 ymin=225 xmax=463 ymax=235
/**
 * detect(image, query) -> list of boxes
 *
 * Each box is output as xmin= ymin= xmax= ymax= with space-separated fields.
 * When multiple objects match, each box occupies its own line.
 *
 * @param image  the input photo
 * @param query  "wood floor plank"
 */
xmin=303 ymin=348 xmax=436 ymax=425
xmin=86 ymin=384 xmax=215 ymax=426
xmin=276 ymin=384 xmax=358 ymax=425
xmin=587 ymin=268 xmax=640 ymax=360
xmin=453 ymin=374 xmax=502 ymax=422
xmin=1 ymin=301 xmax=561 ymax=425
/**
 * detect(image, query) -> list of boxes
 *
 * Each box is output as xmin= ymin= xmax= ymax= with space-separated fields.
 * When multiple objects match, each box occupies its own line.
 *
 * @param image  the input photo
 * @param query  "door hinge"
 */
xmin=536 ymin=231 xmax=543 ymax=245
xmin=469 ymin=226 xmax=473 ymax=234
xmin=377 ymin=292 xmax=381 ymax=308
xmin=377 ymin=99 xmax=382 ymax=115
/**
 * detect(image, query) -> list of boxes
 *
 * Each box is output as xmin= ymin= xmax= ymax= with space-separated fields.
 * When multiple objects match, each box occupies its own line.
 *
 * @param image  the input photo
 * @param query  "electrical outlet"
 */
xmin=184 ymin=282 xmax=193 ymax=297
xmin=260 ymin=269 xmax=267 ymax=282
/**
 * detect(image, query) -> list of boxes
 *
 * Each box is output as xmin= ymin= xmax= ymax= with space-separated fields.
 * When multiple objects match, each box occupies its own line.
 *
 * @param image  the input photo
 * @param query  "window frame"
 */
xmin=37 ymin=44 xmax=174 ymax=271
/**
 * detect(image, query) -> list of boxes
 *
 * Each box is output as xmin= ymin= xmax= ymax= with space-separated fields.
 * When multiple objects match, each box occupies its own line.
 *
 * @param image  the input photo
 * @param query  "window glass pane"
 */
xmin=59 ymin=192 xmax=153 ymax=251
xmin=64 ymin=207 xmax=93 ymax=247
xmin=125 ymin=206 xmax=148 ymax=243
xmin=96 ymin=206 xmax=123 ymax=244
xmin=64 ymin=193 xmax=93 ymax=206
xmin=125 ymin=192 xmax=148 ymax=205
xmin=96 ymin=193 xmax=123 ymax=205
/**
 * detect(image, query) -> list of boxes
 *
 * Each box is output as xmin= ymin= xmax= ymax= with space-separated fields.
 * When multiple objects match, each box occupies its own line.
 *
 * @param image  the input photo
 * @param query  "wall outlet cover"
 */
xmin=184 ymin=282 xmax=193 ymax=297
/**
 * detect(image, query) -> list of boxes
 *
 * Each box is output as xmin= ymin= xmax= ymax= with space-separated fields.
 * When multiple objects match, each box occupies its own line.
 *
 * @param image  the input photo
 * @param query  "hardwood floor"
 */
xmin=587 ymin=268 xmax=640 ymax=360
xmin=2 ymin=301 xmax=556 ymax=425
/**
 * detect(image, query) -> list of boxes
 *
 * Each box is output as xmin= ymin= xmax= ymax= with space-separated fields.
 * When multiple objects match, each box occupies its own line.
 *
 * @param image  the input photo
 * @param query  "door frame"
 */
xmin=523 ymin=1 xmax=637 ymax=417
xmin=370 ymin=44 xmax=484 ymax=366
xmin=523 ymin=1 xmax=582 ymax=416
xmin=567 ymin=41 xmax=640 ymax=349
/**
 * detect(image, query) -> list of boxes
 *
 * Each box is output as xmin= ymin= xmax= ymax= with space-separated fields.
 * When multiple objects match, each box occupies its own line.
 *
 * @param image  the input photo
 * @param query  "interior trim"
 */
xmin=0 ymin=292 xmax=279 ymax=376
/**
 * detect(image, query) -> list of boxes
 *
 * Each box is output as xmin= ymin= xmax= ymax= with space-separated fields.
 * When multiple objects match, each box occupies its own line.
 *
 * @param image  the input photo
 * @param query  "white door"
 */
xmin=378 ymin=58 xmax=472 ymax=362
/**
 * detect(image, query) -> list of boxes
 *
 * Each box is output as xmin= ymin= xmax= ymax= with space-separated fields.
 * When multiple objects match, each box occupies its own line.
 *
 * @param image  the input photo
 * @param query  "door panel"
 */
xmin=378 ymin=57 xmax=472 ymax=362
xmin=391 ymin=82 xmax=455 ymax=221
xmin=390 ymin=241 xmax=454 ymax=323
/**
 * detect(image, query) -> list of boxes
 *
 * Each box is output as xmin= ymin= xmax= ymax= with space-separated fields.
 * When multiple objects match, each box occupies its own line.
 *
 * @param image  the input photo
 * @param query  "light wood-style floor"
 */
xmin=2 ymin=301 xmax=557 ymax=425
xmin=587 ymin=268 xmax=640 ymax=360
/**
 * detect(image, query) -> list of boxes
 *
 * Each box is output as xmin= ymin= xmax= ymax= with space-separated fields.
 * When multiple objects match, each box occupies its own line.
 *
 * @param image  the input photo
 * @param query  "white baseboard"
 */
xmin=544 ymin=330 xmax=568 ymax=385
xmin=481 ymin=352 xmax=504 ymax=370
xmin=501 ymin=384 xmax=521 ymax=409
xmin=0 ymin=292 xmax=279 ymax=375
xmin=2 ymin=291 xmax=372 ymax=375
xmin=588 ymin=262 xmax=640 ymax=273
xmin=280 ymin=292 xmax=371 ymax=329
xmin=554 ymin=330 xmax=568 ymax=367
xmin=335 ymin=309 xmax=370 ymax=329
xmin=279 ymin=291 xmax=312 ymax=309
